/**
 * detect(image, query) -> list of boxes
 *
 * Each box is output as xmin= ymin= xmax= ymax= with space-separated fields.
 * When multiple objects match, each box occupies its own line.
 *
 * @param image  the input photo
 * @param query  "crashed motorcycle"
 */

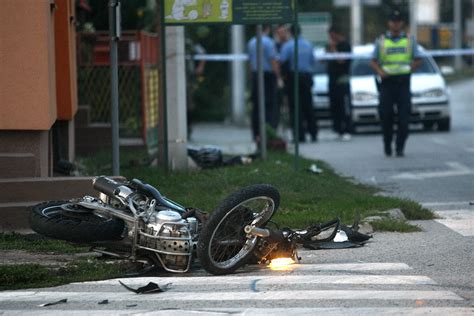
xmin=30 ymin=176 xmax=287 ymax=275
xmin=29 ymin=176 xmax=370 ymax=275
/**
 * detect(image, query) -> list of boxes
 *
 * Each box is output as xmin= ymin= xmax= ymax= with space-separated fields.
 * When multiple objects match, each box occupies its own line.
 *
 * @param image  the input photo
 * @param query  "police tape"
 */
xmin=194 ymin=48 xmax=474 ymax=61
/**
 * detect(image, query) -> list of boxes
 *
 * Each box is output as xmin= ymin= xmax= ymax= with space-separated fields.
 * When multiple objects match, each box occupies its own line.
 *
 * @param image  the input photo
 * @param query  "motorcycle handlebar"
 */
xmin=130 ymin=178 xmax=186 ymax=213
xmin=92 ymin=176 xmax=186 ymax=214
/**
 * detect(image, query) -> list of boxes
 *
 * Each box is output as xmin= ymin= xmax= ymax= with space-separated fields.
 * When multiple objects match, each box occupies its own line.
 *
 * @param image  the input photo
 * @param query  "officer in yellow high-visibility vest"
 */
xmin=371 ymin=10 xmax=421 ymax=157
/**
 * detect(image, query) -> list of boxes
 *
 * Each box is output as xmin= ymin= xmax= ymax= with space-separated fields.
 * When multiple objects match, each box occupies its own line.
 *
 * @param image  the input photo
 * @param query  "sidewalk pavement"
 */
xmin=189 ymin=122 xmax=345 ymax=156
xmin=189 ymin=123 xmax=257 ymax=155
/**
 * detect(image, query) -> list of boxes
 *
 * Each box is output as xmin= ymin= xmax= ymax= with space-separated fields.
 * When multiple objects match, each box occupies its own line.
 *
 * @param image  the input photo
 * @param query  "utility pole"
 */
xmin=109 ymin=0 xmax=121 ymax=176
xmin=351 ymin=0 xmax=362 ymax=46
xmin=256 ymin=25 xmax=267 ymax=161
xmin=454 ymin=0 xmax=463 ymax=69
xmin=231 ymin=25 xmax=246 ymax=125
xmin=156 ymin=1 xmax=168 ymax=171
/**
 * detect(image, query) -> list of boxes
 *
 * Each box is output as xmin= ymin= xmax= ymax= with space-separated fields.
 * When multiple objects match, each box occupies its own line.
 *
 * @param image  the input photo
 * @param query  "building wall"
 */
xmin=55 ymin=0 xmax=78 ymax=120
xmin=0 ymin=0 xmax=57 ymax=130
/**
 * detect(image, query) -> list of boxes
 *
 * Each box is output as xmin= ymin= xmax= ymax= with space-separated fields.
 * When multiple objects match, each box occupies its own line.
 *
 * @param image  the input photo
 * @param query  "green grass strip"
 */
xmin=0 ymin=233 xmax=87 ymax=253
xmin=0 ymin=260 xmax=125 ymax=291
xmin=371 ymin=219 xmax=422 ymax=232
xmin=78 ymin=150 xmax=433 ymax=227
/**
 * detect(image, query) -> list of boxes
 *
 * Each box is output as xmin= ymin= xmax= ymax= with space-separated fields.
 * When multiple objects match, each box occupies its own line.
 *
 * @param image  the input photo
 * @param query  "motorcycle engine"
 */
xmin=139 ymin=209 xmax=198 ymax=272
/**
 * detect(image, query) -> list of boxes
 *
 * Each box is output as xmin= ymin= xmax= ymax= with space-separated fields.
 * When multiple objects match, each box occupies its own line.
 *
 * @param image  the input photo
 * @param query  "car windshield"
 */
xmin=350 ymin=56 xmax=437 ymax=76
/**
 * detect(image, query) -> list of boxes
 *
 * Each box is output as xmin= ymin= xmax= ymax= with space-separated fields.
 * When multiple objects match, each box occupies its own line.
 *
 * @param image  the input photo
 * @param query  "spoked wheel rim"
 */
xmin=207 ymin=196 xmax=275 ymax=269
xmin=41 ymin=204 xmax=112 ymax=224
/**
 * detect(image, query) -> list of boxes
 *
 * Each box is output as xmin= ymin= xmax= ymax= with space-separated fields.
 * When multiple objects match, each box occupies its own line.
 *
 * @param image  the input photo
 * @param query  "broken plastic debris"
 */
xmin=38 ymin=298 xmax=67 ymax=307
xmin=333 ymin=230 xmax=349 ymax=242
xmin=308 ymin=164 xmax=323 ymax=174
xmin=119 ymin=281 xmax=171 ymax=294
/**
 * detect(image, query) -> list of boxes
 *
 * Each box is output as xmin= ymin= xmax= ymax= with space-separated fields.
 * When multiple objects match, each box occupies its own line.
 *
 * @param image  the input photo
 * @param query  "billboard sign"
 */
xmin=164 ymin=0 xmax=295 ymax=25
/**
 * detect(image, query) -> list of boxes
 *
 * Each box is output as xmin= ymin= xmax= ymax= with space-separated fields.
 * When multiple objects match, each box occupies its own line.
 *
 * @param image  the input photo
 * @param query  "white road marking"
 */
xmin=391 ymin=161 xmax=474 ymax=180
xmin=435 ymin=210 xmax=474 ymax=237
xmin=280 ymin=262 xmax=412 ymax=271
xmin=267 ymin=262 xmax=411 ymax=271
xmin=0 ymin=262 xmax=465 ymax=314
xmin=0 ymin=290 xmax=463 ymax=302
xmin=2 ymin=308 xmax=474 ymax=316
xmin=77 ymin=274 xmax=435 ymax=286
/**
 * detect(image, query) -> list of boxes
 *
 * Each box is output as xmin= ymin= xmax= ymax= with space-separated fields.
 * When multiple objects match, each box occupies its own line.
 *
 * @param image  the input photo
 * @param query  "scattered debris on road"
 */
xmin=38 ymin=298 xmax=67 ymax=307
xmin=119 ymin=281 xmax=171 ymax=294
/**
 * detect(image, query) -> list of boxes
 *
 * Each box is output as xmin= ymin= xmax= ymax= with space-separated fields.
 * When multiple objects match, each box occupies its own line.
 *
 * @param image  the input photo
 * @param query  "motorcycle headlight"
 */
xmin=352 ymin=92 xmax=378 ymax=102
xmin=420 ymin=88 xmax=445 ymax=98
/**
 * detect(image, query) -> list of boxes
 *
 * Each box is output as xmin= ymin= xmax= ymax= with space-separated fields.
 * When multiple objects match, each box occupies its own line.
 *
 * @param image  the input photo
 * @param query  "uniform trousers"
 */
xmin=287 ymin=72 xmax=317 ymax=141
xmin=378 ymin=75 xmax=411 ymax=153
xmin=251 ymin=72 xmax=277 ymax=140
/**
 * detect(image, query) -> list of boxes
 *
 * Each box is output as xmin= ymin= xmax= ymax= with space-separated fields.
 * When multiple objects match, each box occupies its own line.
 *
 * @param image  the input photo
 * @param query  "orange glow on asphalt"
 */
xmin=268 ymin=258 xmax=295 ymax=270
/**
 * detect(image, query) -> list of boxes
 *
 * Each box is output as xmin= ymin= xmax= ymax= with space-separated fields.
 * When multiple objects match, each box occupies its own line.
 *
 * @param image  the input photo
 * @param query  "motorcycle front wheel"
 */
xmin=197 ymin=184 xmax=280 ymax=275
xmin=29 ymin=200 xmax=125 ymax=243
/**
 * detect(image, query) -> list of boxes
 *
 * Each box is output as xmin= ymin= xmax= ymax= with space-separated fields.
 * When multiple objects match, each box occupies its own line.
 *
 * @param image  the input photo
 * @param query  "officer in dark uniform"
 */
xmin=370 ymin=10 xmax=421 ymax=157
xmin=280 ymin=25 xmax=317 ymax=142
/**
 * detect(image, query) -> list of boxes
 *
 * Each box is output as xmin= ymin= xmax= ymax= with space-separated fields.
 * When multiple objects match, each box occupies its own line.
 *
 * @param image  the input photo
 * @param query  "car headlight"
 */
xmin=352 ymin=92 xmax=378 ymax=102
xmin=419 ymin=89 xmax=445 ymax=98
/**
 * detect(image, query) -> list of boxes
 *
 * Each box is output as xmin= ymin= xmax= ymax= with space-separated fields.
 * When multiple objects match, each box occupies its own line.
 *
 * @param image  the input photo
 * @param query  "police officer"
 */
xmin=280 ymin=25 xmax=317 ymax=142
xmin=327 ymin=26 xmax=352 ymax=141
xmin=247 ymin=25 xmax=282 ymax=143
xmin=370 ymin=10 xmax=421 ymax=157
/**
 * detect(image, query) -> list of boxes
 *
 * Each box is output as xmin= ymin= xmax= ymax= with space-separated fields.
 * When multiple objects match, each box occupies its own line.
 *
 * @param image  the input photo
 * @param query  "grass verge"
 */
xmin=0 ymin=260 xmax=126 ymax=291
xmin=0 ymin=233 xmax=87 ymax=253
xmin=77 ymin=149 xmax=434 ymax=229
xmin=371 ymin=220 xmax=422 ymax=232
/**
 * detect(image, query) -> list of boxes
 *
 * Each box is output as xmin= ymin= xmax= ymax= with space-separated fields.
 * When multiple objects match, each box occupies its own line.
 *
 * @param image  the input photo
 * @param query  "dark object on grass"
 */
xmin=188 ymin=146 xmax=223 ymax=168
xmin=98 ymin=299 xmax=109 ymax=305
xmin=38 ymin=298 xmax=67 ymax=307
xmin=119 ymin=281 xmax=170 ymax=294
xmin=188 ymin=146 xmax=255 ymax=169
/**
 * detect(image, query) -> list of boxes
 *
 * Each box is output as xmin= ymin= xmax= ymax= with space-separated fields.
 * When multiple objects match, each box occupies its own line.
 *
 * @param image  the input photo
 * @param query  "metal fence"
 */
xmin=77 ymin=31 xmax=159 ymax=140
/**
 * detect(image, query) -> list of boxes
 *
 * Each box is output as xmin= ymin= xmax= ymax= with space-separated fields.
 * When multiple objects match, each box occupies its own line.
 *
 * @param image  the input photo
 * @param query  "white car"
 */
xmin=312 ymin=47 xmax=331 ymax=120
xmin=312 ymin=45 xmax=451 ymax=131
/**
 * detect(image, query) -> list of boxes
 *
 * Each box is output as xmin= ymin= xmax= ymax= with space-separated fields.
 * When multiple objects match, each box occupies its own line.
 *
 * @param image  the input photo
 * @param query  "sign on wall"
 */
xmin=164 ymin=0 xmax=294 ymax=25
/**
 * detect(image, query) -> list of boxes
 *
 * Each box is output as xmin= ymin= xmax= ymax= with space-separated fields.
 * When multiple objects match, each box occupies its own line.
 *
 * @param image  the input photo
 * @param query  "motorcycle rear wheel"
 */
xmin=197 ymin=184 xmax=279 ymax=275
xmin=29 ymin=200 xmax=125 ymax=243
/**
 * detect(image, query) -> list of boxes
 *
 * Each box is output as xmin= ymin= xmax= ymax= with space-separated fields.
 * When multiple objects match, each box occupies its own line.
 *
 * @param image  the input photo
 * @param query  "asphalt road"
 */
xmin=301 ymin=78 xmax=474 ymax=204
xmin=298 ymin=78 xmax=474 ymax=306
